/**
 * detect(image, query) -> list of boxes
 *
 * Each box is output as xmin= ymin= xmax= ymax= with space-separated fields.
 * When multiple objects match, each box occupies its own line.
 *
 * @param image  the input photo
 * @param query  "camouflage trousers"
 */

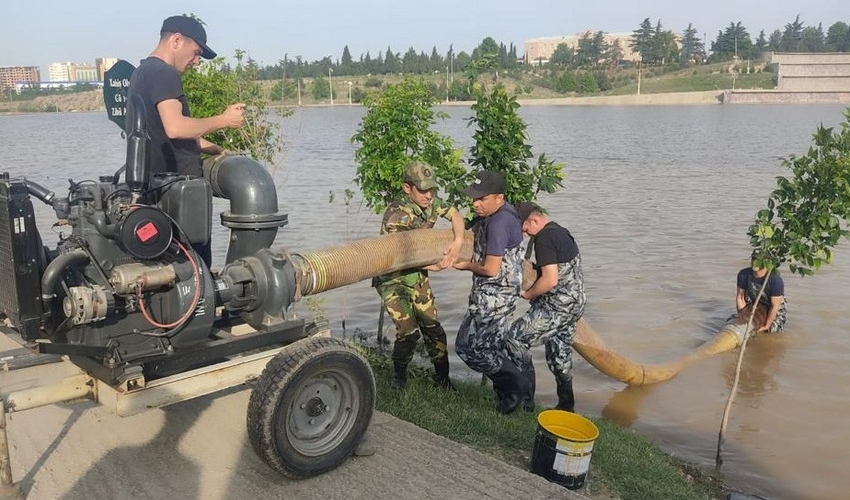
xmin=456 ymin=285 xmax=521 ymax=376
xmin=506 ymin=297 xmax=586 ymax=380
xmin=751 ymin=299 xmax=788 ymax=333
xmin=507 ymin=258 xmax=587 ymax=379
xmin=377 ymin=278 xmax=448 ymax=366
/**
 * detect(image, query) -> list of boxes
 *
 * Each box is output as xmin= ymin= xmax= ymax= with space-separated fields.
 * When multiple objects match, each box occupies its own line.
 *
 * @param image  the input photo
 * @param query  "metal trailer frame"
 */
xmin=0 ymin=323 xmax=333 ymax=499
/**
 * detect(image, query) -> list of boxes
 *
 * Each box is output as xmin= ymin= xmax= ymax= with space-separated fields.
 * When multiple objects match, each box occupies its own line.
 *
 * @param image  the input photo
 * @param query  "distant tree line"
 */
xmin=247 ymin=38 xmax=519 ymax=82
xmin=9 ymin=14 xmax=849 ymax=102
xmin=631 ymin=15 xmax=850 ymax=66
xmin=247 ymin=14 xmax=850 ymax=79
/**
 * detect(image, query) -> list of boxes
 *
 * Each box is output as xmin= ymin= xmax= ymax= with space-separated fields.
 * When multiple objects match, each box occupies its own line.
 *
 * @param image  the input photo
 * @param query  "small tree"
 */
xmin=748 ymin=115 xmax=850 ymax=275
xmin=466 ymin=85 xmax=565 ymax=204
xmin=351 ymin=77 xmax=464 ymax=213
xmin=311 ymin=75 xmax=331 ymax=100
xmin=182 ymin=49 xmax=283 ymax=165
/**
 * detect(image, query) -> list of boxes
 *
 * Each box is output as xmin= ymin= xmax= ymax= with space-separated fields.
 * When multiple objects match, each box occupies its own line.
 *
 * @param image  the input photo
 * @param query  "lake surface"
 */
xmin=2 ymin=102 xmax=849 ymax=500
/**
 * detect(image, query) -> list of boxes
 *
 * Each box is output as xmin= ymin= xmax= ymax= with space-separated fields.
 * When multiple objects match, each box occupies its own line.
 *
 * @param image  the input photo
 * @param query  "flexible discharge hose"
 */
xmin=289 ymin=228 xmax=759 ymax=386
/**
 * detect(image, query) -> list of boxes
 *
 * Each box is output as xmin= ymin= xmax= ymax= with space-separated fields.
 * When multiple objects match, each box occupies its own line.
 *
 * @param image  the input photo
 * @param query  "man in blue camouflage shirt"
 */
xmin=454 ymin=170 xmax=530 ymax=414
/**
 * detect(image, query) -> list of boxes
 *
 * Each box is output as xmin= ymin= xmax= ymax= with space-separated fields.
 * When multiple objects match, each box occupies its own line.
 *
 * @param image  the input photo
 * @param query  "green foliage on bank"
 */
xmin=351 ymin=77 xmax=565 ymax=214
xmin=182 ymin=50 xmax=284 ymax=165
xmin=361 ymin=348 xmax=724 ymax=500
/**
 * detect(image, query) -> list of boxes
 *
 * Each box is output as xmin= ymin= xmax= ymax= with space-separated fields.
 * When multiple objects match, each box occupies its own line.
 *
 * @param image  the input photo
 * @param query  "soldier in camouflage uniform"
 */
xmin=373 ymin=161 xmax=466 ymax=390
xmin=453 ymin=170 xmax=530 ymax=414
xmin=508 ymin=202 xmax=587 ymax=412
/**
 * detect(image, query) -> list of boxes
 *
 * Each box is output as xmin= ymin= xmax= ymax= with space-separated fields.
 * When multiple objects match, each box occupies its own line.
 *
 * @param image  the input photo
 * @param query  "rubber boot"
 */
xmin=554 ymin=373 xmax=575 ymax=412
xmin=392 ymin=362 xmax=408 ymax=390
xmin=433 ymin=358 xmax=456 ymax=391
xmin=519 ymin=358 xmax=536 ymax=412
xmin=488 ymin=361 xmax=531 ymax=415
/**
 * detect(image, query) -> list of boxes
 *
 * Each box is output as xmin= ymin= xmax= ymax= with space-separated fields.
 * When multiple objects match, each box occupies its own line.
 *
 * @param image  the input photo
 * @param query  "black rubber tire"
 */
xmin=246 ymin=337 xmax=375 ymax=478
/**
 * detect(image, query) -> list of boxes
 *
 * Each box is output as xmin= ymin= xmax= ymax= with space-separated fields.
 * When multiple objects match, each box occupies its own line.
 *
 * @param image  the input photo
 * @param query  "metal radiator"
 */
xmin=0 ymin=174 xmax=45 ymax=340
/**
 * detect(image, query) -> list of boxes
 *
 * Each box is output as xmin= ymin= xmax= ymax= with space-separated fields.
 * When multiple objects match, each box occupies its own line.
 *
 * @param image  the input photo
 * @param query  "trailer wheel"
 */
xmin=247 ymin=337 xmax=375 ymax=478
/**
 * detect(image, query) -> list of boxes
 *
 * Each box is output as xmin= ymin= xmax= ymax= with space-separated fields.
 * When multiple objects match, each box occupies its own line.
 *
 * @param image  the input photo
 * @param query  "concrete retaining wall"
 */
xmin=770 ymin=52 xmax=850 ymax=92
xmin=721 ymin=90 xmax=850 ymax=104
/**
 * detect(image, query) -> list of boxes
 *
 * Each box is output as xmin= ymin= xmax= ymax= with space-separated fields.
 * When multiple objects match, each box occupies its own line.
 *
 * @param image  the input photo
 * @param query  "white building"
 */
xmin=524 ymin=32 xmax=639 ymax=65
xmin=48 ymin=62 xmax=73 ymax=82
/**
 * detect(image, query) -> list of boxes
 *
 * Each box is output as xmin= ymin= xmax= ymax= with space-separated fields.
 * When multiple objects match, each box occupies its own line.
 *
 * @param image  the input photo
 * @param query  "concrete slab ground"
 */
xmin=0 ymin=337 xmax=589 ymax=500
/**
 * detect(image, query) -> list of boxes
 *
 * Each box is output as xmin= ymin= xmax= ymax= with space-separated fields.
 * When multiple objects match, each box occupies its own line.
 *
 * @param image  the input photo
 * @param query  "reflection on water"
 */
xmin=2 ymin=103 xmax=849 ymax=499
xmin=721 ymin=334 xmax=787 ymax=402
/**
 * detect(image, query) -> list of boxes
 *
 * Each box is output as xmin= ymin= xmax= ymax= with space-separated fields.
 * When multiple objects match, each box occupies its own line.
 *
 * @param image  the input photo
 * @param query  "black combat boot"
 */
xmin=433 ymin=358 xmax=456 ymax=391
xmin=554 ymin=373 xmax=575 ymax=412
xmin=488 ymin=361 xmax=531 ymax=414
xmin=519 ymin=358 xmax=536 ymax=412
xmin=392 ymin=362 xmax=408 ymax=390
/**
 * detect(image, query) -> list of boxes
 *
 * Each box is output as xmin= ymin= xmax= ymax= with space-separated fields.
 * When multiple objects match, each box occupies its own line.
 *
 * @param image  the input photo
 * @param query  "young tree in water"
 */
xmin=351 ymin=77 xmax=464 ymax=213
xmin=749 ymin=113 xmax=850 ymax=276
xmin=466 ymin=84 xmax=564 ymax=204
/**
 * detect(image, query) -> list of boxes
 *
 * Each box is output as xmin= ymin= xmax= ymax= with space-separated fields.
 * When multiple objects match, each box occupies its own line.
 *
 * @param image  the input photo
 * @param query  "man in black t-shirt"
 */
xmin=126 ymin=15 xmax=246 ymax=267
xmin=126 ymin=15 xmax=245 ymax=178
xmin=736 ymin=251 xmax=787 ymax=333
xmin=508 ymin=202 xmax=586 ymax=412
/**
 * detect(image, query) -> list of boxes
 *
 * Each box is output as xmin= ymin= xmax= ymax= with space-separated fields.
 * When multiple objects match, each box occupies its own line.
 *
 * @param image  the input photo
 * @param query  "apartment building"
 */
xmin=96 ymin=58 xmax=118 ymax=81
xmin=0 ymin=66 xmax=40 ymax=92
xmin=49 ymin=61 xmax=111 ymax=83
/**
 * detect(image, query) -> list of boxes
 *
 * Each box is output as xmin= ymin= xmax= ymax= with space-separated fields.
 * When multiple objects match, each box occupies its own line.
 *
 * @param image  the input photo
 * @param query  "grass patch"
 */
xmin=361 ymin=347 xmax=725 ymax=500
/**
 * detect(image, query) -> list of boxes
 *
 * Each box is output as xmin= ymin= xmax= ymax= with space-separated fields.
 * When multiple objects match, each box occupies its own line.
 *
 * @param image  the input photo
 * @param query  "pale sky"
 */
xmin=3 ymin=0 xmax=846 ymax=75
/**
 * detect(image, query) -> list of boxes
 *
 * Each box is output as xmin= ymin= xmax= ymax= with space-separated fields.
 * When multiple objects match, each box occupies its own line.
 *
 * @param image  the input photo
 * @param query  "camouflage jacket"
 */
xmin=372 ymin=195 xmax=458 ymax=288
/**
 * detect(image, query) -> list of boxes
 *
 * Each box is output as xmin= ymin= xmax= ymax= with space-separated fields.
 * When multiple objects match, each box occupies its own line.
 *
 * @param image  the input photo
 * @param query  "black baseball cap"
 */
xmin=463 ymin=170 xmax=506 ymax=199
xmin=515 ymin=201 xmax=541 ymax=222
xmin=161 ymin=15 xmax=217 ymax=59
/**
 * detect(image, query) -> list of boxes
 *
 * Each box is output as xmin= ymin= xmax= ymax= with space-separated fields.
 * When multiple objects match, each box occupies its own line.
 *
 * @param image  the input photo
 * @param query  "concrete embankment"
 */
xmin=720 ymin=89 xmax=850 ymax=104
xmin=518 ymin=90 xmax=724 ymax=106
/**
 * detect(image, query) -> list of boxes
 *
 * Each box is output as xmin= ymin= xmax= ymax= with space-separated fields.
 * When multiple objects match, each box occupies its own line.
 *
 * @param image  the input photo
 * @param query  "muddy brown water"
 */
xmin=1 ymin=103 xmax=848 ymax=499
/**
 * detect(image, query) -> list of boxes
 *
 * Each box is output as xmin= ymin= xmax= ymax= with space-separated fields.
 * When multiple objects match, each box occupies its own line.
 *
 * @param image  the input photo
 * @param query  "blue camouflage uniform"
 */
xmin=455 ymin=204 xmax=524 ymax=375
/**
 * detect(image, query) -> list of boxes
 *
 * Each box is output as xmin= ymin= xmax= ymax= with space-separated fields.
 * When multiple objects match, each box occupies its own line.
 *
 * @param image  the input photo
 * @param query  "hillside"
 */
xmin=0 ymin=62 xmax=775 ymax=114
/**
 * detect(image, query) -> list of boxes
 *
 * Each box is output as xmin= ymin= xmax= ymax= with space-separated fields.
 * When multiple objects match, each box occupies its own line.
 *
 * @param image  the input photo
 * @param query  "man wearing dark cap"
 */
xmin=126 ymin=15 xmax=245 ymax=178
xmin=453 ymin=170 xmax=531 ymax=414
xmin=508 ymin=201 xmax=586 ymax=412
xmin=735 ymin=250 xmax=786 ymax=333
xmin=372 ymin=161 xmax=466 ymax=390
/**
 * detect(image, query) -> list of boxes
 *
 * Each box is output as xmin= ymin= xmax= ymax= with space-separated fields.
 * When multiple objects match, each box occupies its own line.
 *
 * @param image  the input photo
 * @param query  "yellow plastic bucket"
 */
xmin=530 ymin=410 xmax=599 ymax=490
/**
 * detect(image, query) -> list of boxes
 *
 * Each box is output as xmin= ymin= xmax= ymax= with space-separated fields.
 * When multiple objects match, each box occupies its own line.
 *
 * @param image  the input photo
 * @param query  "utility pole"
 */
xmin=328 ymin=67 xmax=333 ymax=105
xmin=346 ymin=81 xmax=352 ymax=105
xmin=280 ymin=54 xmax=287 ymax=104
xmin=446 ymin=65 xmax=449 ymax=103
xmin=637 ymin=60 xmax=642 ymax=95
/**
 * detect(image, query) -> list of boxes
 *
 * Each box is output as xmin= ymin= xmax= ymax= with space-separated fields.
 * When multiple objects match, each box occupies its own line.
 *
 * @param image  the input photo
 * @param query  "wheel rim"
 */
xmin=282 ymin=367 xmax=361 ymax=456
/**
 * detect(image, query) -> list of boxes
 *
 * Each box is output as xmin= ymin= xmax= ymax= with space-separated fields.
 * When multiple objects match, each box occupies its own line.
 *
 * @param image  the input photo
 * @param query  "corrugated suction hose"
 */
xmin=290 ymin=228 xmax=473 ymax=295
